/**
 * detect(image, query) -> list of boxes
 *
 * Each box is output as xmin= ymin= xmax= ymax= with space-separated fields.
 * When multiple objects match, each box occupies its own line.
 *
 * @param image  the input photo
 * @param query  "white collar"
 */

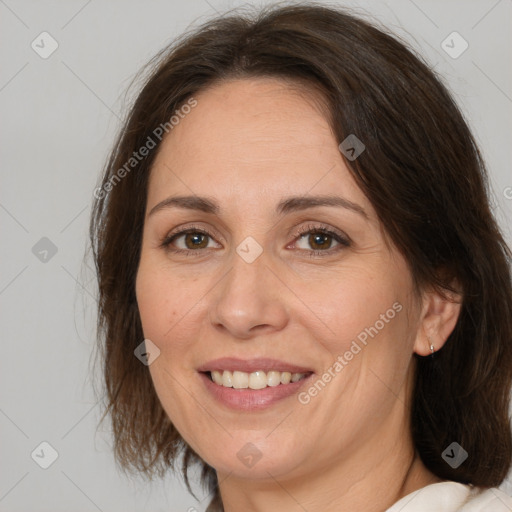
xmin=385 ymin=481 xmax=512 ymax=512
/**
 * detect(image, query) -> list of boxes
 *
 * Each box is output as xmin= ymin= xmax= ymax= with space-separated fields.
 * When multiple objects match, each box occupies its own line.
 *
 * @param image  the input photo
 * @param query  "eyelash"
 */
xmin=160 ymin=223 xmax=351 ymax=258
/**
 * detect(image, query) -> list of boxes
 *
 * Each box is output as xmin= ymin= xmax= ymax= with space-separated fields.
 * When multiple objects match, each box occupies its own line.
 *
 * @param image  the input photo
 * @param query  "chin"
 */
xmin=195 ymin=433 xmax=306 ymax=480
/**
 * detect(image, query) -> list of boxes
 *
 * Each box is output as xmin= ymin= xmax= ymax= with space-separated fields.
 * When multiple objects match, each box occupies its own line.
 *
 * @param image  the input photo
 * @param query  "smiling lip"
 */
xmin=197 ymin=357 xmax=313 ymax=374
xmin=197 ymin=357 xmax=314 ymax=411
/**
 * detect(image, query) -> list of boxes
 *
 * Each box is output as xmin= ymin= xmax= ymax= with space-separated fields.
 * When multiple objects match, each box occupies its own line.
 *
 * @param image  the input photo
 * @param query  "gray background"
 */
xmin=1 ymin=0 xmax=511 ymax=510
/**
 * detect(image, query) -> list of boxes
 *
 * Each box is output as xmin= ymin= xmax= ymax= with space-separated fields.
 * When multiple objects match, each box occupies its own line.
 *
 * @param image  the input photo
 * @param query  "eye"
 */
xmin=291 ymin=224 xmax=350 ymax=255
xmin=161 ymin=223 xmax=350 ymax=257
xmin=296 ymin=232 xmax=337 ymax=251
xmin=161 ymin=227 xmax=222 ymax=253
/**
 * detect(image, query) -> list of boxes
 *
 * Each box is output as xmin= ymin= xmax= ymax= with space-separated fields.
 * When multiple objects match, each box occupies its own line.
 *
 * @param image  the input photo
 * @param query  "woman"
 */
xmin=90 ymin=4 xmax=512 ymax=511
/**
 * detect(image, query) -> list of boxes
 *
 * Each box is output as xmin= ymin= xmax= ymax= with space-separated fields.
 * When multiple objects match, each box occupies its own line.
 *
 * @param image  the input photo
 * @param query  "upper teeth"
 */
xmin=210 ymin=370 xmax=308 ymax=389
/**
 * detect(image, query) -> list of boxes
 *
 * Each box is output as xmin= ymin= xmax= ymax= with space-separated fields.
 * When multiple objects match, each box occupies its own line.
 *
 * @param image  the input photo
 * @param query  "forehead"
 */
xmin=148 ymin=78 xmax=371 ymax=214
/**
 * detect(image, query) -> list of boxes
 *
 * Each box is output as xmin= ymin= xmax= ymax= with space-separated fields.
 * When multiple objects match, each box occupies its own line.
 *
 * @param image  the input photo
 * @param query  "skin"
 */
xmin=135 ymin=78 xmax=461 ymax=512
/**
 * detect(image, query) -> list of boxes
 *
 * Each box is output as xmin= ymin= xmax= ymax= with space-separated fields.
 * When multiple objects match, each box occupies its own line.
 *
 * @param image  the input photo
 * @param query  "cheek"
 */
xmin=300 ymin=265 xmax=406 ymax=346
xmin=136 ymin=263 xmax=212 ymax=447
xmin=136 ymin=258 xmax=201 ymax=343
xmin=296 ymin=260 xmax=416 ymax=399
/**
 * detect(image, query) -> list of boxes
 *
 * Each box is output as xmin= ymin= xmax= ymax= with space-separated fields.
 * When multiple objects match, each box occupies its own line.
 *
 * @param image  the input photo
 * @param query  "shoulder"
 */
xmin=386 ymin=481 xmax=512 ymax=512
xmin=462 ymin=486 xmax=512 ymax=511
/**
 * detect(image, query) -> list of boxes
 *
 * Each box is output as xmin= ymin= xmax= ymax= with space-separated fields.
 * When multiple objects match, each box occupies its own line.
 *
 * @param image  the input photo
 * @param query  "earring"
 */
xmin=427 ymin=336 xmax=435 ymax=357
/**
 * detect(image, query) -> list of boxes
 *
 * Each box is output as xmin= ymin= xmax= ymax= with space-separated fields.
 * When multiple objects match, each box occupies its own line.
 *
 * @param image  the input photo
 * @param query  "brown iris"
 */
xmin=308 ymin=233 xmax=332 ymax=250
xmin=185 ymin=233 xmax=209 ymax=249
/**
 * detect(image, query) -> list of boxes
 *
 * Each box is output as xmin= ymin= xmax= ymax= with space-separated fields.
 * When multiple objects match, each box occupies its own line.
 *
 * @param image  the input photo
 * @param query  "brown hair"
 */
xmin=90 ymin=3 xmax=512 ymax=509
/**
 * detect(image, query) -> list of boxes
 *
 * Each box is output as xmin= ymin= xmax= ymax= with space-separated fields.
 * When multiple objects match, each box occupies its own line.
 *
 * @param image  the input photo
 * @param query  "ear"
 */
xmin=414 ymin=283 xmax=462 ymax=357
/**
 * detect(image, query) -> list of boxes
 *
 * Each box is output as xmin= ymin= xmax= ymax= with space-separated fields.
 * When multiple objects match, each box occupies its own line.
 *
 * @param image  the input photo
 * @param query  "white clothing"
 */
xmin=386 ymin=481 xmax=512 ymax=511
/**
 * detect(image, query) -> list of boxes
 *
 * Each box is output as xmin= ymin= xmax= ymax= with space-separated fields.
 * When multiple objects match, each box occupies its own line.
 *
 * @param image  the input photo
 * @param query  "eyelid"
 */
xmin=288 ymin=222 xmax=351 ymax=247
xmin=160 ymin=223 xmax=224 ymax=249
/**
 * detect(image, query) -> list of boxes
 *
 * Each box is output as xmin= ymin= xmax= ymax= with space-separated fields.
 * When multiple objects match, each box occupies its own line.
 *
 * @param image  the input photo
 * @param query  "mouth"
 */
xmin=197 ymin=357 xmax=315 ymax=410
xmin=204 ymin=369 xmax=312 ymax=389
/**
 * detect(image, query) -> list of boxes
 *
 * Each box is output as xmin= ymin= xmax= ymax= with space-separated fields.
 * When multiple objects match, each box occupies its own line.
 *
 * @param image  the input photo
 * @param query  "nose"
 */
xmin=209 ymin=249 xmax=290 ymax=339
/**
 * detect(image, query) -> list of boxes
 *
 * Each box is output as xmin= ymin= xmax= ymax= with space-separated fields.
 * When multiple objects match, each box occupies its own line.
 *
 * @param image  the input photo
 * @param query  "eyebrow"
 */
xmin=148 ymin=194 xmax=368 ymax=219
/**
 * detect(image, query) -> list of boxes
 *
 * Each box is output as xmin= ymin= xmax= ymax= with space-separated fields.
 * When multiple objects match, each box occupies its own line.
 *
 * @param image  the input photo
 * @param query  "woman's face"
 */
xmin=136 ymin=78 xmax=425 ymax=481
